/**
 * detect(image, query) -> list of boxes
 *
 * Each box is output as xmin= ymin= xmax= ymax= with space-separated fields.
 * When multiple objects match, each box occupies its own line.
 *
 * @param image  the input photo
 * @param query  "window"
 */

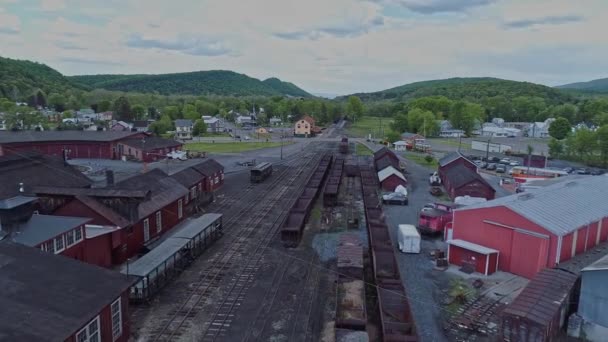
xmin=215 ymin=177 xmax=219 ymax=184
xmin=197 ymin=183 xmax=202 ymax=192
xmin=185 ymin=193 xmax=189 ymax=204
xmin=178 ymin=199 xmax=183 ymax=219
xmin=304 ymin=124 xmax=309 ymax=129
xmin=156 ymin=211 xmax=162 ymax=233
xmin=46 ymin=240 xmax=55 ymax=253
xmin=74 ymin=227 xmax=83 ymax=242
xmin=55 ymin=235 xmax=65 ymax=253
xmin=76 ymin=316 xmax=100 ymax=342
xmin=66 ymin=230 xmax=75 ymax=247
xmin=297 ymin=124 xmax=301 ymax=129
xmin=143 ymin=219 xmax=150 ymax=242
xmin=111 ymin=298 xmax=122 ymax=340
xmin=220 ymin=173 xmax=224 ymax=180
xmin=190 ymin=186 xmax=197 ymax=199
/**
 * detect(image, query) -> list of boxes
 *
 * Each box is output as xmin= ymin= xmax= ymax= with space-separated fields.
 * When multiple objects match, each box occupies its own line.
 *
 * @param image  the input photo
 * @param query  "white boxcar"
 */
xmin=397 ymin=224 xmax=421 ymax=254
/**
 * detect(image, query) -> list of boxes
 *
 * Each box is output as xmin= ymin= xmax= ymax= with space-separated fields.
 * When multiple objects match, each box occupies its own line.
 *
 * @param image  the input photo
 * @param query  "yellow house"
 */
xmin=294 ymin=115 xmax=315 ymax=137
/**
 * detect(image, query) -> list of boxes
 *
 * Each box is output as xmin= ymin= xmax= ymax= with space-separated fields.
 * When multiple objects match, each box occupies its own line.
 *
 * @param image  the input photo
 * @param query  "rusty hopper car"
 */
xmin=250 ymin=162 xmax=273 ymax=183
xmin=339 ymin=137 xmax=349 ymax=154
xmin=336 ymin=233 xmax=367 ymax=331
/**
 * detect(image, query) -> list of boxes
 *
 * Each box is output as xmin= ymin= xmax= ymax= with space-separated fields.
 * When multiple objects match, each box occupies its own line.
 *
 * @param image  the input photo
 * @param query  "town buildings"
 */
xmin=174 ymin=119 xmax=193 ymax=140
xmin=294 ymin=115 xmax=317 ymax=137
xmin=447 ymin=176 xmax=608 ymax=278
xmin=116 ymin=136 xmax=183 ymax=162
xmin=438 ymin=152 xmax=495 ymax=200
xmin=203 ymin=116 xmax=224 ymax=133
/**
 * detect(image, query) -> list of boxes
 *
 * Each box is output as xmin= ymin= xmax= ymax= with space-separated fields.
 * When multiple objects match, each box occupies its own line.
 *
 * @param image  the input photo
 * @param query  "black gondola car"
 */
xmin=250 ymin=162 xmax=273 ymax=183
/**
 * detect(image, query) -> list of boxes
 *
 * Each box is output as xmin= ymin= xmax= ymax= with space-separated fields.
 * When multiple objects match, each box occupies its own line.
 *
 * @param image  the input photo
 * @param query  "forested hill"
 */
xmin=343 ymin=77 xmax=575 ymax=104
xmin=262 ymin=77 xmax=312 ymax=97
xmin=0 ymin=56 xmax=86 ymax=100
xmin=557 ymin=78 xmax=608 ymax=93
xmin=69 ymin=71 xmax=313 ymax=97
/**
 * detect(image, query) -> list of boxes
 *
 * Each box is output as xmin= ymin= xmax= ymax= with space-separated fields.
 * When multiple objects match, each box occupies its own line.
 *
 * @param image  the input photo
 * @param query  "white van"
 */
xmin=397 ymin=224 xmax=421 ymax=254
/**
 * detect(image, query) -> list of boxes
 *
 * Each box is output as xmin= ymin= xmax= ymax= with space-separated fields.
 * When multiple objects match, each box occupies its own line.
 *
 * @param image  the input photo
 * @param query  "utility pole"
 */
xmin=486 ymin=134 xmax=492 ymax=161
xmin=280 ymin=136 xmax=283 ymax=160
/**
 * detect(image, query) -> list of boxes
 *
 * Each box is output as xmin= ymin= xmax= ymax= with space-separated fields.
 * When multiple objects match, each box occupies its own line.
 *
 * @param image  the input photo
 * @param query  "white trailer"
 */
xmin=397 ymin=224 xmax=421 ymax=254
xmin=471 ymin=140 xmax=512 ymax=153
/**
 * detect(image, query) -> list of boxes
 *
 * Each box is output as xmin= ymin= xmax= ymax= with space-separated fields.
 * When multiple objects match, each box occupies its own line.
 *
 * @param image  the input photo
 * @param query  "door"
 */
xmin=143 ymin=219 xmax=150 ymax=243
xmin=510 ymin=231 xmax=548 ymax=278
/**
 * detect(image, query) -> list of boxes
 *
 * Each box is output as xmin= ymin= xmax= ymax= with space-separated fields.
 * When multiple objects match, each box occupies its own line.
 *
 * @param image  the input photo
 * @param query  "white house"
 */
xmin=440 ymin=129 xmax=465 ymax=138
xmin=476 ymin=124 xmax=520 ymax=137
xmin=393 ymin=141 xmax=408 ymax=151
xmin=269 ymin=117 xmax=282 ymax=126
xmin=236 ymin=115 xmax=253 ymax=125
xmin=203 ymin=117 xmax=224 ymax=133
xmin=527 ymin=118 xmax=555 ymax=138
xmin=174 ymin=119 xmax=193 ymax=139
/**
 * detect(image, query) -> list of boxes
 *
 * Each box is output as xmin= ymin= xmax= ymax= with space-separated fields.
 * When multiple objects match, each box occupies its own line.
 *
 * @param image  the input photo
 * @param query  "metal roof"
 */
xmin=582 ymin=253 xmax=608 ymax=272
xmin=375 ymin=154 xmax=399 ymax=172
xmin=457 ymin=175 xmax=608 ymax=236
xmin=174 ymin=119 xmax=193 ymax=127
xmin=121 ymin=237 xmax=190 ymax=277
xmin=448 ymin=239 xmax=498 ymax=255
xmin=0 ymin=242 xmax=135 ymax=342
xmin=377 ymin=166 xmax=405 ymax=182
xmin=443 ymin=164 xmax=493 ymax=191
xmin=10 ymin=215 xmax=91 ymax=246
xmin=438 ymin=152 xmax=469 ymax=167
xmin=170 ymin=214 xmax=222 ymax=240
xmin=0 ymin=195 xmax=37 ymax=209
xmin=0 ymin=130 xmax=140 ymax=144
xmin=502 ymin=268 xmax=578 ymax=326
xmin=119 ymin=137 xmax=182 ymax=151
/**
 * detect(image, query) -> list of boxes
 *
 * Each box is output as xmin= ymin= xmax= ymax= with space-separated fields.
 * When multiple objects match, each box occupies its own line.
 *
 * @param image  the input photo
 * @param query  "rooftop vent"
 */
xmin=518 ymin=193 xmax=534 ymax=200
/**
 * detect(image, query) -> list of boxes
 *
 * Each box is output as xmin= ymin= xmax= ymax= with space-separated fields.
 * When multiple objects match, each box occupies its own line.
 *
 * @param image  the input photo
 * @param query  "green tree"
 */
xmin=548 ymin=138 xmax=563 ymax=159
xmin=513 ymin=96 xmax=546 ymax=121
xmin=548 ymin=117 xmax=571 ymax=140
xmin=149 ymin=114 xmax=173 ymax=135
xmin=390 ymin=112 xmax=409 ymax=133
xmin=192 ymin=119 xmax=208 ymax=137
xmin=386 ymin=131 xmax=400 ymax=143
xmin=162 ymin=106 xmax=180 ymax=120
xmin=183 ymin=104 xmax=200 ymax=121
xmin=132 ymin=104 xmax=146 ymax=119
xmin=593 ymin=112 xmax=608 ymax=127
xmin=346 ymin=96 xmax=364 ymax=121
xmin=449 ymin=101 xmax=482 ymax=136
xmin=408 ymin=108 xmax=438 ymax=136
xmin=596 ymin=125 xmax=608 ymax=167
xmin=66 ymin=95 xmax=81 ymax=110
xmin=98 ymin=100 xmax=112 ymax=112
xmin=195 ymin=100 xmax=218 ymax=116
xmin=548 ymin=104 xmax=577 ymax=124
xmin=62 ymin=110 xmax=74 ymax=119
xmin=113 ymin=96 xmax=132 ymax=121
xmin=47 ymin=93 xmax=66 ymax=112
xmin=572 ymin=128 xmax=597 ymax=161
xmin=409 ymin=96 xmax=453 ymax=118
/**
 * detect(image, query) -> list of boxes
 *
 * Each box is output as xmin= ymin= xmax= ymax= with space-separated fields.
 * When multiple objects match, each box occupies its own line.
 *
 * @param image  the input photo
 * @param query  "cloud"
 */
xmin=39 ymin=0 xmax=66 ymax=12
xmin=56 ymin=41 xmax=87 ymax=50
xmin=503 ymin=15 xmax=584 ymax=29
xmin=385 ymin=0 xmax=497 ymax=14
xmin=59 ymin=57 xmax=122 ymax=66
xmin=0 ymin=8 xmax=20 ymax=34
xmin=127 ymin=34 xmax=234 ymax=56
xmin=274 ymin=15 xmax=385 ymax=40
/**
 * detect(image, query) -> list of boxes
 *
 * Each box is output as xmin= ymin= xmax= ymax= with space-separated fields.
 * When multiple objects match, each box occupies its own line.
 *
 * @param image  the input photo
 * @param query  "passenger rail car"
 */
xmin=122 ymin=213 xmax=223 ymax=303
xmin=250 ymin=162 xmax=273 ymax=183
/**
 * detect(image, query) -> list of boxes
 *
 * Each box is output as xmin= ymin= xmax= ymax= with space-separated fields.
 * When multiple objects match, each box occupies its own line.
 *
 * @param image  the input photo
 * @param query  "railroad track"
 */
xmin=138 ymin=144 xmax=327 ymax=341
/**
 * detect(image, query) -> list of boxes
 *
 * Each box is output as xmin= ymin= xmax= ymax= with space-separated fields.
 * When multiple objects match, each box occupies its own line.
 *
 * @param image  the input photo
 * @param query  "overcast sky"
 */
xmin=1 ymin=0 xmax=607 ymax=95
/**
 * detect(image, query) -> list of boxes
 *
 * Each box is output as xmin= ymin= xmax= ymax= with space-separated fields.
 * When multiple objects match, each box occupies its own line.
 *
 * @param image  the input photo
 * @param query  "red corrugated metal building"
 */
xmin=0 ymin=242 xmax=135 ymax=342
xmin=438 ymin=152 xmax=495 ymax=200
xmin=116 ymin=136 xmax=183 ymax=162
xmin=0 ymin=131 xmax=145 ymax=159
xmin=447 ymin=176 xmax=608 ymax=278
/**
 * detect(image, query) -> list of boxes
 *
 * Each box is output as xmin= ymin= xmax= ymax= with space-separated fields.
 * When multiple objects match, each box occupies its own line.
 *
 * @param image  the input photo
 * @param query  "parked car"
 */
xmin=487 ymin=156 xmax=500 ymax=163
xmin=244 ymin=135 xmax=251 ymax=140
xmin=576 ymin=168 xmax=590 ymax=175
xmin=590 ymin=168 xmax=606 ymax=176
xmin=499 ymin=158 xmax=511 ymax=165
xmin=563 ymin=167 xmax=575 ymax=174
xmin=487 ymin=163 xmax=497 ymax=171
xmin=496 ymin=165 xmax=507 ymax=173
xmin=382 ymin=192 xmax=408 ymax=205
xmin=268 ymin=128 xmax=273 ymax=133
xmin=509 ymin=161 xmax=520 ymax=166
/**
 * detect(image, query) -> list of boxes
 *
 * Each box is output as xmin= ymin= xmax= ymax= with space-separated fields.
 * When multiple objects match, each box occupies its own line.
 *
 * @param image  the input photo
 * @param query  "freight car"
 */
xmin=323 ymin=155 xmax=344 ymax=206
xmin=250 ymin=162 xmax=273 ymax=183
xmin=339 ymin=137 xmax=349 ymax=154
xmin=335 ymin=233 xmax=367 ymax=331
xmin=417 ymin=202 xmax=459 ymax=235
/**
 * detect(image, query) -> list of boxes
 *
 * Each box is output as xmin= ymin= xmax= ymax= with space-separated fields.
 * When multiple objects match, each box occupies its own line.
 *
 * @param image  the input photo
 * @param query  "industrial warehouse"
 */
xmin=0 ymin=121 xmax=607 ymax=342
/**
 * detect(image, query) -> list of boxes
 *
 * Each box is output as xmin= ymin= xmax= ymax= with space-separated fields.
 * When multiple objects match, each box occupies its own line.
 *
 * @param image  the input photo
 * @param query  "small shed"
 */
xmin=377 ymin=166 xmax=406 ymax=191
xmin=442 ymin=163 xmax=495 ymax=200
xmin=447 ymin=239 xmax=499 ymax=275
xmin=373 ymin=147 xmax=398 ymax=164
xmin=375 ymin=154 xmax=399 ymax=172
xmin=393 ymin=141 xmax=407 ymax=151
xmin=501 ymin=268 xmax=579 ymax=342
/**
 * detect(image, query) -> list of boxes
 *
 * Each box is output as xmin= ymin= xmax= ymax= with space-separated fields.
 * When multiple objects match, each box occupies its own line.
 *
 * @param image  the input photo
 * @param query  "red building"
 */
xmin=438 ymin=152 xmax=495 ymax=200
xmin=373 ymin=147 xmax=399 ymax=164
xmin=0 ymin=242 xmax=135 ymax=342
xmin=117 ymin=136 xmax=183 ymax=162
xmin=377 ymin=166 xmax=407 ymax=191
xmin=448 ymin=176 xmax=608 ymax=278
xmin=191 ymin=159 xmax=225 ymax=192
xmin=375 ymin=154 xmax=400 ymax=172
xmin=0 ymin=130 xmax=145 ymax=159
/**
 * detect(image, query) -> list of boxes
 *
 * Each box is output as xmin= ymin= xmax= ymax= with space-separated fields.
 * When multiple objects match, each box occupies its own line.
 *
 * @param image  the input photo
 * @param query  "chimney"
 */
xmin=106 ymin=170 xmax=115 ymax=186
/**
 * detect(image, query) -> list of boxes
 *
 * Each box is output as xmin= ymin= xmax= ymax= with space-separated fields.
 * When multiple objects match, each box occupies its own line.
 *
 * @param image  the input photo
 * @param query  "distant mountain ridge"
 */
xmin=557 ymin=78 xmax=608 ymax=93
xmin=342 ymin=77 xmax=574 ymax=103
xmin=69 ymin=71 xmax=313 ymax=97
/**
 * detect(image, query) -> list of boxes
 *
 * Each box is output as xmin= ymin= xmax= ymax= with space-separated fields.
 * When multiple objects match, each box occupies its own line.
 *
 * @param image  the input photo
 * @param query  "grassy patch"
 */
xmin=404 ymin=152 xmax=438 ymax=168
xmin=203 ymin=132 xmax=230 ymax=137
xmin=355 ymin=143 xmax=374 ymax=156
xmin=428 ymin=138 xmax=467 ymax=148
xmin=185 ymin=141 xmax=288 ymax=153
xmin=347 ymin=116 xmax=394 ymax=138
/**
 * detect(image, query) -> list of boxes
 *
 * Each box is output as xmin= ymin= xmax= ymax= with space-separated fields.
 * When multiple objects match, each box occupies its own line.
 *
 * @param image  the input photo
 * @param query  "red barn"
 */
xmin=373 ymin=147 xmax=399 ymax=164
xmin=0 ymin=242 xmax=135 ymax=342
xmin=0 ymin=130 xmax=145 ymax=159
xmin=448 ymin=176 xmax=608 ymax=278
xmin=375 ymin=154 xmax=400 ymax=173
xmin=116 ymin=136 xmax=183 ymax=162
xmin=377 ymin=166 xmax=407 ymax=191
xmin=438 ymin=152 xmax=495 ymax=200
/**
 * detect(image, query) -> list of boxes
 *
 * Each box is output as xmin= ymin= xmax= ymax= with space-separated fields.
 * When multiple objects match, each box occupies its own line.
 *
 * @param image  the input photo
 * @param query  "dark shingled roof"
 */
xmin=444 ymin=164 xmax=494 ymax=192
xmin=0 ymin=152 xmax=92 ymax=200
xmin=375 ymin=154 xmax=399 ymax=172
xmin=502 ymin=268 xmax=578 ymax=327
xmin=114 ymin=169 xmax=188 ymax=218
xmin=170 ymin=167 xmax=205 ymax=188
xmin=75 ymin=195 xmax=132 ymax=228
xmin=439 ymin=152 xmax=474 ymax=168
xmin=119 ymin=137 xmax=182 ymax=152
xmin=10 ymin=215 xmax=91 ymax=247
xmin=0 ymin=130 xmax=140 ymax=144
xmin=33 ymin=186 xmax=149 ymax=199
xmin=191 ymin=159 xmax=224 ymax=177
xmin=0 ymin=242 xmax=136 ymax=342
